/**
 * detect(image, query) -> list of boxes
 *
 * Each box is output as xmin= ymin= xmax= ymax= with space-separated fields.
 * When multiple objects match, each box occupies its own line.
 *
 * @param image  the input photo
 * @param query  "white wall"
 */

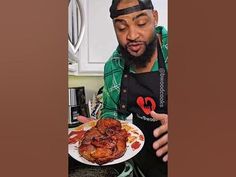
xmin=153 ymin=0 xmax=168 ymax=29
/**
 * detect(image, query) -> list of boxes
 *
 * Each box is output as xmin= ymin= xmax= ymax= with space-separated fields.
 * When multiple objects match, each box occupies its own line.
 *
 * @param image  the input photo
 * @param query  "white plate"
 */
xmin=68 ymin=120 xmax=145 ymax=166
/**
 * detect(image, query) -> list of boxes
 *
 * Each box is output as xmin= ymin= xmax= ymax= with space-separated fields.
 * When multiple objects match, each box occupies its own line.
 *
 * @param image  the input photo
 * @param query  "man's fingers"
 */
xmin=155 ymin=144 xmax=168 ymax=157
xmin=163 ymin=154 xmax=168 ymax=162
xmin=153 ymin=124 xmax=168 ymax=138
xmin=153 ymin=133 xmax=168 ymax=149
xmin=77 ymin=116 xmax=95 ymax=123
xmin=150 ymin=111 xmax=168 ymax=123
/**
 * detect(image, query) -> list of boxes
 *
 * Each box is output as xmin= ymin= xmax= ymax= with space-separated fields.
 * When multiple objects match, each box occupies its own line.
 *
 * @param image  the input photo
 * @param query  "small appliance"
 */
xmin=68 ymin=86 xmax=88 ymax=128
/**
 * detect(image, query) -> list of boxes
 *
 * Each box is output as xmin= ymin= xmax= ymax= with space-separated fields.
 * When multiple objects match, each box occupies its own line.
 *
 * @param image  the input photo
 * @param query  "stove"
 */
xmin=68 ymin=155 xmax=135 ymax=177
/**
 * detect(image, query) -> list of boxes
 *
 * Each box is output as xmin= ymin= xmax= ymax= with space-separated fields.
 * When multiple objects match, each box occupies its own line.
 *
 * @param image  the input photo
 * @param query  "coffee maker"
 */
xmin=68 ymin=87 xmax=88 ymax=128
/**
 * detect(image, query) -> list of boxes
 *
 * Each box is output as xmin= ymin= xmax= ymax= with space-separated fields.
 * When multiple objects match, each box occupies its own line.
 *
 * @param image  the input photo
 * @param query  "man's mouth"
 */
xmin=127 ymin=42 xmax=144 ymax=53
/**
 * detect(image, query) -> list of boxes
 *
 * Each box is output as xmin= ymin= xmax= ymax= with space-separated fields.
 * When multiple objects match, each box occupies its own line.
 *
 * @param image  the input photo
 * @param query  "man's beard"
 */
xmin=119 ymin=35 xmax=157 ymax=68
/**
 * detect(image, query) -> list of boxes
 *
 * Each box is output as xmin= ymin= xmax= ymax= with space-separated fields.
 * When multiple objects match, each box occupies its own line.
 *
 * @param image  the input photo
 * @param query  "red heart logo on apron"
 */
xmin=136 ymin=96 xmax=156 ymax=115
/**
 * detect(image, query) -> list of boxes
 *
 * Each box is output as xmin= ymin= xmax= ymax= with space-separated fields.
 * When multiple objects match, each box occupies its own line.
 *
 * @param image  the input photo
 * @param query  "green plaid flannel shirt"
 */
xmin=101 ymin=26 xmax=168 ymax=120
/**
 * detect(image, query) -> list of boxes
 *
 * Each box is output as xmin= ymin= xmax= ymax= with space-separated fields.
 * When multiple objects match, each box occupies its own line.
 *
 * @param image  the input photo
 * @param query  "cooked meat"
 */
xmin=91 ymin=147 xmax=113 ymax=159
xmin=114 ymin=138 xmax=127 ymax=158
xmin=91 ymin=136 xmax=116 ymax=149
xmin=81 ymin=127 xmax=102 ymax=145
xmin=113 ymin=129 xmax=129 ymax=140
xmin=96 ymin=118 xmax=121 ymax=134
xmin=78 ymin=119 xmax=128 ymax=165
xmin=79 ymin=144 xmax=96 ymax=163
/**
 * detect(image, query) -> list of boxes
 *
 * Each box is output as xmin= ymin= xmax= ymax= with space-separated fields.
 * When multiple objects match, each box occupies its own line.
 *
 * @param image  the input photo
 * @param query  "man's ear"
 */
xmin=153 ymin=10 xmax=158 ymax=26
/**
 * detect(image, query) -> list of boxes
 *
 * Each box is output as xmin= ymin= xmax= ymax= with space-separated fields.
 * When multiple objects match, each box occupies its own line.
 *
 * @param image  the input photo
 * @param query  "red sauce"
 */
xmin=139 ymin=135 xmax=144 ymax=141
xmin=131 ymin=141 xmax=141 ymax=150
xmin=68 ymin=130 xmax=86 ymax=144
xmin=68 ymin=137 xmax=79 ymax=144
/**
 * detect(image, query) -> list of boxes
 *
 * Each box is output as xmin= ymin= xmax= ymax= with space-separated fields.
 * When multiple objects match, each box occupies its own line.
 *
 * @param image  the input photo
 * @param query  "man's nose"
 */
xmin=127 ymin=27 xmax=139 ymax=41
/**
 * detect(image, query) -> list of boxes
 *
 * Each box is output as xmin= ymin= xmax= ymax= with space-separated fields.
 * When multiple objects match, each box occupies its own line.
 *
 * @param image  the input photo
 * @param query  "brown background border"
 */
xmin=0 ymin=1 xmax=68 ymax=177
xmin=169 ymin=1 xmax=236 ymax=177
xmin=0 ymin=0 xmax=236 ymax=177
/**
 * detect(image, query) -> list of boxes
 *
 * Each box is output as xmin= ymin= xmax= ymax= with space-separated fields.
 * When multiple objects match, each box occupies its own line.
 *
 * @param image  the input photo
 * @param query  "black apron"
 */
xmin=118 ymin=39 xmax=168 ymax=177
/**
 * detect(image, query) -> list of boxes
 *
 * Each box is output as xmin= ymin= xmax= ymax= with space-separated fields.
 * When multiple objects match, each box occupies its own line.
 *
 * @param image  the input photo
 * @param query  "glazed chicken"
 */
xmin=78 ymin=118 xmax=128 ymax=165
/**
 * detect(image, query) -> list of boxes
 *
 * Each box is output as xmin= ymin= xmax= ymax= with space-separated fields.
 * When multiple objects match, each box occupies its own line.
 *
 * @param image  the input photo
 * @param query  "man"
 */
xmin=103 ymin=0 xmax=168 ymax=176
xmin=79 ymin=0 xmax=168 ymax=176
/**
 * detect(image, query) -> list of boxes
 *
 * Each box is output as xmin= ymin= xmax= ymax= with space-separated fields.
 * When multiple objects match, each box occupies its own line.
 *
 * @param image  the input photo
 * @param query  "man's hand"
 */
xmin=150 ymin=111 xmax=168 ymax=162
xmin=77 ymin=115 xmax=96 ymax=123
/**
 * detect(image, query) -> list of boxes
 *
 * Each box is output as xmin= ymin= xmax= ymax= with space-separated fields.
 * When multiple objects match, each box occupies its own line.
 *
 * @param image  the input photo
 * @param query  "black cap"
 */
xmin=109 ymin=0 xmax=154 ymax=19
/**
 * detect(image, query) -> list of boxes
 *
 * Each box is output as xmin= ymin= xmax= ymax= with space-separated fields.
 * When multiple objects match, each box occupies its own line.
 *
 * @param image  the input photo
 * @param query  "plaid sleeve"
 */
xmin=100 ymin=54 xmax=128 ymax=120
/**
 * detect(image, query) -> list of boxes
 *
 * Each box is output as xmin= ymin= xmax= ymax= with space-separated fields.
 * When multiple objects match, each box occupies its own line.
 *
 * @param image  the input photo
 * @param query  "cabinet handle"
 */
xmin=68 ymin=0 xmax=85 ymax=57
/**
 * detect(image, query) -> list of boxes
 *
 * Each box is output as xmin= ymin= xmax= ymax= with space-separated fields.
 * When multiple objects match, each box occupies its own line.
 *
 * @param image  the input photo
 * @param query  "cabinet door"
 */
xmin=76 ymin=0 xmax=117 ymax=75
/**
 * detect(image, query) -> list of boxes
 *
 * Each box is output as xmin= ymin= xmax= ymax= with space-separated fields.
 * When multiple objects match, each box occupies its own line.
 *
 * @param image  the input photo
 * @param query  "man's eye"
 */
xmin=117 ymin=26 xmax=126 ymax=31
xmin=137 ymin=23 xmax=146 ymax=27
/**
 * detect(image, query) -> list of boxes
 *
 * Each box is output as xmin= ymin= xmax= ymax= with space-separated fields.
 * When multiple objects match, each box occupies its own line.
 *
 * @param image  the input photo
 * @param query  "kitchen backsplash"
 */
xmin=69 ymin=75 xmax=103 ymax=103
